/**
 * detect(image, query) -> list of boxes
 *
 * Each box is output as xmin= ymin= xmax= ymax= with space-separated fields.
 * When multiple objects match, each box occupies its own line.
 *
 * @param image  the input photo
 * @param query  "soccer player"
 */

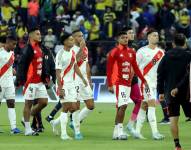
xmin=107 ymin=31 xmax=148 ymax=140
xmin=53 ymin=33 xmax=87 ymax=140
xmin=15 ymin=27 xmax=54 ymax=136
xmin=46 ymin=30 xmax=94 ymax=125
xmin=134 ymin=29 xmax=165 ymax=140
xmin=0 ymin=35 xmax=21 ymax=134
xmin=122 ymin=27 xmax=143 ymax=134
xmin=157 ymin=33 xmax=191 ymax=150
xmin=70 ymin=30 xmax=94 ymax=124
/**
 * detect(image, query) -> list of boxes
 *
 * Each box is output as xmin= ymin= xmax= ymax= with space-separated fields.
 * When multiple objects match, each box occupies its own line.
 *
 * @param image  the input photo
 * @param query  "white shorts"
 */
xmin=60 ymin=82 xmax=77 ymax=103
xmin=114 ymin=85 xmax=131 ymax=108
xmin=24 ymin=83 xmax=48 ymax=100
xmin=0 ymin=86 xmax=15 ymax=101
xmin=75 ymin=82 xmax=93 ymax=101
xmin=142 ymin=87 xmax=157 ymax=101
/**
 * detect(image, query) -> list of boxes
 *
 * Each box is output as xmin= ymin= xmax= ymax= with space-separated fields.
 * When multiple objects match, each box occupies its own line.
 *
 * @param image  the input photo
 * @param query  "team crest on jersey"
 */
xmin=120 ymin=54 xmax=123 ymax=57
xmin=45 ymin=55 xmax=49 ymax=60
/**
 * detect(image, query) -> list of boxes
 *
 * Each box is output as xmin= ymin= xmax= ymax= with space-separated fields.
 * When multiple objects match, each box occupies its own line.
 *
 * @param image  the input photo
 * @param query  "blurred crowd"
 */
xmin=1 ymin=0 xmax=191 ymax=75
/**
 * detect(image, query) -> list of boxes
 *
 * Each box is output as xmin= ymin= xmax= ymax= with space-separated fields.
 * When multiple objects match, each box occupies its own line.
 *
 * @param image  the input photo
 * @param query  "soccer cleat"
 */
xmin=133 ymin=132 xmax=147 ymax=140
xmin=45 ymin=116 xmax=53 ymax=123
xmin=61 ymin=134 xmax=73 ymax=140
xmin=175 ymin=147 xmax=182 ymax=150
xmin=126 ymin=124 xmax=136 ymax=135
xmin=118 ymin=134 xmax=128 ymax=140
xmin=25 ymin=130 xmax=39 ymax=136
xmin=152 ymin=132 xmax=165 ymax=140
xmin=11 ymin=128 xmax=22 ymax=134
xmin=75 ymin=133 xmax=83 ymax=140
xmin=112 ymin=136 xmax=118 ymax=140
xmin=36 ymin=127 xmax=44 ymax=133
xmin=69 ymin=121 xmax=74 ymax=131
xmin=159 ymin=118 xmax=170 ymax=125
xmin=50 ymin=120 xmax=59 ymax=135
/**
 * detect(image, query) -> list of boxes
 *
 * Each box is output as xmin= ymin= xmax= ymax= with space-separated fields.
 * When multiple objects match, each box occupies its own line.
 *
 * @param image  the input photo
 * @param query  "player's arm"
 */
xmin=55 ymin=51 xmax=64 ymax=98
xmin=157 ymin=55 xmax=167 ymax=101
xmin=86 ymin=62 xmax=93 ymax=88
xmin=106 ymin=50 xmax=116 ymax=93
xmin=74 ymin=63 xmax=88 ymax=87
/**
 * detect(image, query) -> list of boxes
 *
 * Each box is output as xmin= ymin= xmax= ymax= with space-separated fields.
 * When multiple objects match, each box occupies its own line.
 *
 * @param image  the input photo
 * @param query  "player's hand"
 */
xmin=82 ymin=78 xmax=88 ymax=87
xmin=108 ymin=86 xmax=114 ymax=93
xmin=144 ymin=81 xmax=150 ymax=94
xmin=58 ymin=88 xmax=65 ymax=99
xmin=159 ymin=94 xmax=165 ymax=101
xmin=171 ymin=88 xmax=178 ymax=97
xmin=80 ymin=39 xmax=86 ymax=50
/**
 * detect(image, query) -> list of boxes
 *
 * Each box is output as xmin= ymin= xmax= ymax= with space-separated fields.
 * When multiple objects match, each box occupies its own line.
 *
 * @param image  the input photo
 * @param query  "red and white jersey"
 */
xmin=0 ymin=47 xmax=14 ymax=87
xmin=56 ymin=48 xmax=76 ymax=86
xmin=136 ymin=46 xmax=164 ymax=87
xmin=72 ymin=45 xmax=88 ymax=82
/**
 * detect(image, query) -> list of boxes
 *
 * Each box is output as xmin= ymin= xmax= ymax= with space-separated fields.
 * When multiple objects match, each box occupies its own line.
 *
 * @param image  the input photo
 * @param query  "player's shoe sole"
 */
xmin=61 ymin=135 xmax=73 ymax=140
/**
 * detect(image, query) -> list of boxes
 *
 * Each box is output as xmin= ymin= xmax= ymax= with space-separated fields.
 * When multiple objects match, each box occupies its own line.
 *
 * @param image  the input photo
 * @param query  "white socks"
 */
xmin=148 ymin=107 xmax=158 ymax=135
xmin=72 ymin=110 xmax=80 ymax=135
xmin=52 ymin=116 xmax=60 ymax=126
xmin=79 ymin=107 xmax=93 ymax=122
xmin=127 ymin=120 xmax=134 ymax=128
xmin=113 ymin=125 xmax=118 ymax=137
xmin=60 ymin=112 xmax=68 ymax=136
xmin=117 ymin=123 xmax=124 ymax=136
xmin=8 ymin=108 xmax=16 ymax=130
xmin=25 ymin=122 xmax=31 ymax=132
xmin=135 ymin=108 xmax=146 ymax=134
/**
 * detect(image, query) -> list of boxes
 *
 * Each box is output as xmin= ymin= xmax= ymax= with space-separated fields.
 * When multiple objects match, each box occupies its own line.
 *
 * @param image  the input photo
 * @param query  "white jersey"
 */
xmin=136 ymin=46 xmax=164 ymax=88
xmin=55 ymin=48 xmax=76 ymax=87
xmin=72 ymin=45 xmax=88 ymax=82
xmin=0 ymin=47 xmax=14 ymax=87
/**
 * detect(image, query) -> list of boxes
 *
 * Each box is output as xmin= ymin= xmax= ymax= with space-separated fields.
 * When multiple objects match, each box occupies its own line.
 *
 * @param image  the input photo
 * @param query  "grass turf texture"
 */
xmin=0 ymin=103 xmax=190 ymax=150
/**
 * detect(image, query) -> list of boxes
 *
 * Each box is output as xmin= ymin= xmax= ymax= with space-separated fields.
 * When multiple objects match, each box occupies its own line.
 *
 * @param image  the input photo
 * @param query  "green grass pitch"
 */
xmin=0 ymin=103 xmax=190 ymax=150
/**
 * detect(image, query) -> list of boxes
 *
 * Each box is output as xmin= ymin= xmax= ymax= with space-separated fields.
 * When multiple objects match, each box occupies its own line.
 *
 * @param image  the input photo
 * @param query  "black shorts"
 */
xmin=168 ymin=97 xmax=191 ymax=117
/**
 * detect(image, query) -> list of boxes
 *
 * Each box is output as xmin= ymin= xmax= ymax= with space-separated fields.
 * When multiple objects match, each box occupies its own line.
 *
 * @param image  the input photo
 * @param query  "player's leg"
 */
xmin=79 ymin=84 xmax=94 ymax=122
xmin=5 ymin=86 xmax=21 ymax=134
xmin=168 ymin=102 xmax=181 ymax=149
xmin=181 ymin=100 xmax=191 ymax=122
xmin=60 ymin=101 xmax=72 ymax=140
xmin=113 ymin=85 xmax=130 ymax=140
xmin=134 ymin=101 xmax=147 ymax=139
xmin=127 ymin=83 xmax=142 ymax=134
xmin=31 ymin=99 xmax=38 ymax=131
xmin=159 ymin=100 xmax=170 ymax=124
xmin=46 ymin=100 xmax=62 ymax=122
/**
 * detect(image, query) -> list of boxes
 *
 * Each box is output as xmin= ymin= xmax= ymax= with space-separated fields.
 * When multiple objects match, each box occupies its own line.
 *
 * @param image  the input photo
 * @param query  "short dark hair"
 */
xmin=60 ymin=33 xmax=71 ymax=43
xmin=122 ymin=26 xmax=133 ymax=32
xmin=116 ymin=31 xmax=127 ymax=38
xmin=0 ymin=36 xmax=6 ymax=43
xmin=174 ymin=33 xmax=186 ymax=46
xmin=28 ymin=27 xmax=40 ymax=33
xmin=147 ymin=28 xmax=157 ymax=36
xmin=6 ymin=35 xmax=17 ymax=41
xmin=72 ymin=29 xmax=81 ymax=34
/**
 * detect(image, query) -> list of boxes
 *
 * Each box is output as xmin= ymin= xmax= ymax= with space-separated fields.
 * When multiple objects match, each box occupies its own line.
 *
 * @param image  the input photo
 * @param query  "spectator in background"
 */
xmin=16 ymin=22 xmax=28 ymax=39
xmin=103 ymin=6 xmax=116 ymax=39
xmin=114 ymin=0 xmax=124 ymax=20
xmin=42 ymin=0 xmax=53 ymax=21
xmin=95 ymin=0 xmax=106 ymax=21
xmin=1 ymin=2 xmax=15 ymax=23
xmin=0 ymin=20 xmax=9 ymax=37
xmin=19 ymin=0 xmax=28 ymax=26
xmin=44 ymin=28 xmax=57 ymax=55
xmin=67 ymin=0 xmax=81 ymax=15
xmin=84 ymin=15 xmax=100 ymax=40
xmin=92 ymin=45 xmax=106 ymax=75
xmin=177 ymin=8 xmax=190 ymax=37
xmin=28 ymin=0 xmax=39 ymax=27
